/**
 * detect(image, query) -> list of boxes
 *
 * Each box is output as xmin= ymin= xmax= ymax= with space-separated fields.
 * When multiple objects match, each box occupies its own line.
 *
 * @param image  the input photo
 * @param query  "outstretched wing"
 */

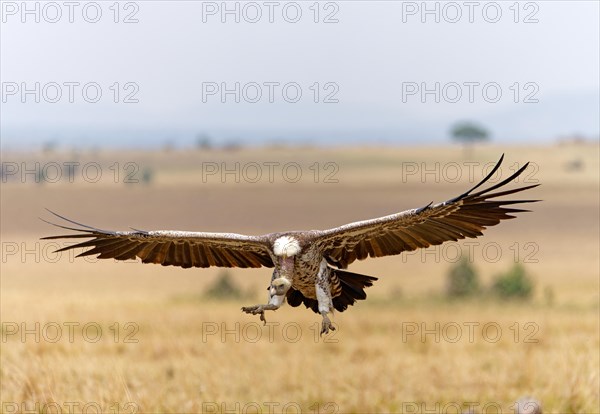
xmin=41 ymin=210 xmax=274 ymax=269
xmin=312 ymin=155 xmax=539 ymax=268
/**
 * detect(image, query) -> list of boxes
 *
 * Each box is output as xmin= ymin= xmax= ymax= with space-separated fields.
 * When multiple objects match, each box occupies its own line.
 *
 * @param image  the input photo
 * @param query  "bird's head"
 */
xmin=269 ymin=277 xmax=292 ymax=297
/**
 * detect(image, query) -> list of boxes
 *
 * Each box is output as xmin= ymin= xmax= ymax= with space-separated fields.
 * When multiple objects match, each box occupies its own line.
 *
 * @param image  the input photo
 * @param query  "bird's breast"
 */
xmin=288 ymin=252 xmax=323 ymax=299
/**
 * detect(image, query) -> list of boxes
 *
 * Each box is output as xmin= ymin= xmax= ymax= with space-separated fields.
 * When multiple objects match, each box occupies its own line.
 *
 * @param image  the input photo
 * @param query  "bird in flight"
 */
xmin=42 ymin=155 xmax=538 ymax=335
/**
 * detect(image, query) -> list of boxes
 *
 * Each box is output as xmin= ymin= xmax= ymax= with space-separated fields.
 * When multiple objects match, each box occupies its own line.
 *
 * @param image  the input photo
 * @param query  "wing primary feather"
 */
xmin=114 ymin=242 xmax=147 ymax=261
xmin=41 ymin=234 xmax=94 ymax=240
xmin=44 ymin=209 xmax=108 ymax=232
xmin=58 ymin=238 xmax=126 ymax=254
xmin=94 ymin=240 xmax=138 ymax=259
xmin=39 ymin=218 xmax=95 ymax=234
xmin=478 ymin=184 xmax=540 ymax=199
xmin=450 ymin=154 xmax=505 ymax=201
xmin=129 ymin=227 xmax=148 ymax=233
xmin=470 ymin=161 xmax=531 ymax=198
xmin=415 ymin=201 xmax=433 ymax=213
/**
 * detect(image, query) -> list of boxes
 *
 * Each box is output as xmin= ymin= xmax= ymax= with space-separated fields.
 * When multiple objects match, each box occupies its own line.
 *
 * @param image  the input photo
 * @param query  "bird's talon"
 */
xmin=320 ymin=318 xmax=335 ymax=336
xmin=242 ymin=305 xmax=268 ymax=324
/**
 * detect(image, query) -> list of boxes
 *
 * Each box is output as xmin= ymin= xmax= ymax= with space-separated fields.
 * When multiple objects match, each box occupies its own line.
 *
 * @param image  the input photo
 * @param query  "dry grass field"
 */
xmin=1 ymin=144 xmax=598 ymax=413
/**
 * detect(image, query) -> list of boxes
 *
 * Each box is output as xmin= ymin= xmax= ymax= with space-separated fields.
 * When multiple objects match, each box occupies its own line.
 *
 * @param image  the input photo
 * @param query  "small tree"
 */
xmin=446 ymin=256 xmax=480 ymax=298
xmin=141 ymin=168 xmax=154 ymax=185
xmin=491 ymin=263 xmax=533 ymax=299
xmin=36 ymin=168 xmax=46 ymax=185
xmin=204 ymin=271 xmax=244 ymax=300
xmin=195 ymin=133 xmax=212 ymax=150
xmin=450 ymin=121 xmax=490 ymax=156
xmin=42 ymin=140 xmax=58 ymax=154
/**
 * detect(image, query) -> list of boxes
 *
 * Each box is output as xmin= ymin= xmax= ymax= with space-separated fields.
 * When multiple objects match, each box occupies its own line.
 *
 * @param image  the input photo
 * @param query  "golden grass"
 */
xmin=1 ymin=143 xmax=598 ymax=413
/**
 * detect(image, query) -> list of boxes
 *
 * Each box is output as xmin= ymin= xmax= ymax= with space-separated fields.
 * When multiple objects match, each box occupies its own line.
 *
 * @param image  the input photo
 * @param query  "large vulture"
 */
xmin=43 ymin=155 xmax=539 ymax=334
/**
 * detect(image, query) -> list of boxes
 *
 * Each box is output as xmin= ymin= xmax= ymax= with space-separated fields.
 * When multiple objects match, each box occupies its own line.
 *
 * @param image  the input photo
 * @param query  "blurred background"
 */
xmin=1 ymin=1 xmax=599 ymax=413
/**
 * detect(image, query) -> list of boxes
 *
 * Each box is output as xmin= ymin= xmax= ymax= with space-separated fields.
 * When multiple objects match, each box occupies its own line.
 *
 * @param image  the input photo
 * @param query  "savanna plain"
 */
xmin=1 ymin=144 xmax=598 ymax=413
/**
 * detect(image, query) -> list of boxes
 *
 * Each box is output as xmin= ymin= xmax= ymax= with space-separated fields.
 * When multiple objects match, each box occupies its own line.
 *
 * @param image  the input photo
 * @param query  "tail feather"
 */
xmin=286 ymin=288 xmax=320 ymax=313
xmin=332 ymin=269 xmax=377 ymax=312
xmin=286 ymin=268 xmax=377 ymax=314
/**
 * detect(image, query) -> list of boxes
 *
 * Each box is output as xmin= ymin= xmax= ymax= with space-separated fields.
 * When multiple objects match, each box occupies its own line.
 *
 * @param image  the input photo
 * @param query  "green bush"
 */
xmin=142 ymin=168 xmax=154 ymax=185
xmin=446 ymin=257 xmax=480 ymax=298
xmin=204 ymin=271 xmax=244 ymax=300
xmin=491 ymin=263 xmax=533 ymax=299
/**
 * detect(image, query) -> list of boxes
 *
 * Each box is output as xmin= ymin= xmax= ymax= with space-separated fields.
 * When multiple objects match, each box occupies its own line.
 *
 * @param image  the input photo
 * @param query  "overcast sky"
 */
xmin=1 ymin=1 xmax=599 ymax=149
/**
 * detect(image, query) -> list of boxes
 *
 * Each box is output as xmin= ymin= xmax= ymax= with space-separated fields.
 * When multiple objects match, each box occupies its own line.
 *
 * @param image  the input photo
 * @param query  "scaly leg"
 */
xmin=241 ymin=286 xmax=286 ymax=325
xmin=320 ymin=311 xmax=335 ymax=335
xmin=316 ymin=259 xmax=335 ymax=335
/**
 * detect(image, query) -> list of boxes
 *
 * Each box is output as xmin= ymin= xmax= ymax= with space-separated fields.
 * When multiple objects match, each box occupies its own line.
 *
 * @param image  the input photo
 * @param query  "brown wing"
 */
xmin=312 ymin=155 xmax=540 ymax=268
xmin=41 ymin=210 xmax=274 ymax=269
